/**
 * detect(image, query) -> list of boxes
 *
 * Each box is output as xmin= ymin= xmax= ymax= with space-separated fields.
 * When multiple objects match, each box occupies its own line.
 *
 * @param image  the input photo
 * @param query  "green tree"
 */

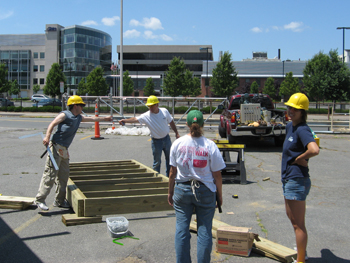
xmin=191 ymin=77 xmax=202 ymax=97
xmin=0 ymin=63 xmax=10 ymax=95
xmin=163 ymin=57 xmax=192 ymax=97
xmin=250 ymin=81 xmax=259 ymax=93
xmin=279 ymin=72 xmax=300 ymax=100
xmin=303 ymin=49 xmax=350 ymax=102
xmin=33 ymin=84 xmax=40 ymax=94
xmin=327 ymin=50 xmax=350 ymax=101
xmin=263 ymin=77 xmax=276 ymax=99
xmin=303 ymin=51 xmax=331 ymax=102
xmin=44 ymin=63 xmax=66 ymax=97
xmin=77 ymin=77 xmax=88 ymax=95
xmin=10 ymin=80 xmax=20 ymax=98
xmin=210 ymin=51 xmax=239 ymax=98
xmin=86 ymin=67 xmax=109 ymax=96
xmin=143 ymin=77 xmax=156 ymax=96
xmin=121 ymin=70 xmax=134 ymax=96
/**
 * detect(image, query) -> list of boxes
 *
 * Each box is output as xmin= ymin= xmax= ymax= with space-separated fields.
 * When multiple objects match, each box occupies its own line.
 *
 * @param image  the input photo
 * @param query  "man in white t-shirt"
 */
xmin=119 ymin=95 xmax=180 ymax=177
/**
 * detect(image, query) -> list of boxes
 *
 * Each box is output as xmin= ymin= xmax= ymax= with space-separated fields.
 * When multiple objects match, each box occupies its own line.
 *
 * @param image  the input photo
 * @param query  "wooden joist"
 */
xmin=190 ymin=218 xmax=297 ymax=263
xmin=62 ymin=213 xmax=102 ymax=226
xmin=64 ymin=159 xmax=171 ymax=225
xmin=0 ymin=196 xmax=35 ymax=210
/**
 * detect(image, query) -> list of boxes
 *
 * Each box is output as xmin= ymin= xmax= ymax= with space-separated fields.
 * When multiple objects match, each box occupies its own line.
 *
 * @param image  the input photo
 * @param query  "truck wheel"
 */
xmin=274 ymin=135 xmax=285 ymax=147
xmin=227 ymin=134 xmax=236 ymax=144
xmin=218 ymin=126 xmax=226 ymax=138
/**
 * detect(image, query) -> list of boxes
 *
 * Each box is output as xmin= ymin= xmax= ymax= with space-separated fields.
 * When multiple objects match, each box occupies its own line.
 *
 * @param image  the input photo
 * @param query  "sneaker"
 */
xmin=35 ymin=201 xmax=49 ymax=211
xmin=53 ymin=200 xmax=70 ymax=208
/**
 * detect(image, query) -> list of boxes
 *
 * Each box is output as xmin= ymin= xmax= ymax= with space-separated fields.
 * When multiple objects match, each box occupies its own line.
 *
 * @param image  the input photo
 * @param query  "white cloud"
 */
xmin=0 ymin=11 xmax=13 ymax=20
xmin=284 ymin=22 xmax=304 ymax=32
xmin=102 ymin=16 xmax=120 ymax=26
xmin=130 ymin=17 xmax=163 ymax=30
xmin=144 ymin=30 xmax=157 ymax=39
xmin=143 ymin=31 xmax=172 ymax=41
xmin=251 ymin=27 xmax=263 ymax=33
xmin=160 ymin=34 xmax=173 ymax=41
xmin=124 ymin=29 xmax=141 ymax=38
xmin=81 ymin=20 xmax=98 ymax=26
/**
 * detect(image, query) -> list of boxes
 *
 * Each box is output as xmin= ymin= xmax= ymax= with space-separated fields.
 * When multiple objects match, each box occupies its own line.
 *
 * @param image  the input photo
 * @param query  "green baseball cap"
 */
xmin=187 ymin=110 xmax=204 ymax=126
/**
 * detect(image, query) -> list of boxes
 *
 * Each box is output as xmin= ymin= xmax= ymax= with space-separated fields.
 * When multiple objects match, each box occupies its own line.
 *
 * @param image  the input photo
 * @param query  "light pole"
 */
xmin=136 ymin=61 xmax=138 ymax=96
xmin=199 ymin=47 xmax=212 ymax=97
xmin=337 ymin=27 xmax=350 ymax=63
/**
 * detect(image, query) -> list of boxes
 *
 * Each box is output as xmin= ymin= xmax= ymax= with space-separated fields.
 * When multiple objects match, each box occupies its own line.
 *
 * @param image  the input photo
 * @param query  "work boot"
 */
xmin=53 ymin=199 xmax=70 ymax=208
xmin=35 ymin=201 xmax=49 ymax=211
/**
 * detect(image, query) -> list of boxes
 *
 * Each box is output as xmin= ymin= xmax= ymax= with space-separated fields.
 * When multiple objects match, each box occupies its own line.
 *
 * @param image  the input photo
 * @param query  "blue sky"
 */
xmin=1 ymin=0 xmax=350 ymax=63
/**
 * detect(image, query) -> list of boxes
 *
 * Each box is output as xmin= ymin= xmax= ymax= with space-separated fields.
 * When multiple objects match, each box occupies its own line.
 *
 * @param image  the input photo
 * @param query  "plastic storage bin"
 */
xmin=106 ymin=216 xmax=129 ymax=238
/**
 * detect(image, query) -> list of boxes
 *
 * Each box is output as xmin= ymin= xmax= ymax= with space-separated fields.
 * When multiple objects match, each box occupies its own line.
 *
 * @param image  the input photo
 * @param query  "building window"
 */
xmin=33 ymin=65 xmax=38 ymax=72
xmin=40 ymin=52 xmax=45 ymax=59
xmin=40 ymin=78 xmax=45 ymax=85
xmin=40 ymin=65 xmax=45 ymax=72
xmin=34 ymin=52 xmax=38 ymax=59
xmin=33 ymin=78 xmax=38 ymax=85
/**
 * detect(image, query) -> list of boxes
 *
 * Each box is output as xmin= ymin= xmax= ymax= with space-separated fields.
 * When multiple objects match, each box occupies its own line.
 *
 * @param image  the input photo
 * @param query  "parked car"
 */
xmin=0 ymin=98 xmax=15 ymax=107
xmin=31 ymin=94 xmax=50 ymax=102
xmin=33 ymin=98 xmax=62 ymax=107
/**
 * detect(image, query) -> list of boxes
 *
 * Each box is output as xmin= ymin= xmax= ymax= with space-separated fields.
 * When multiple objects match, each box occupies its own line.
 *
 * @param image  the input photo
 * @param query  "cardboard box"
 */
xmin=216 ymin=226 xmax=255 ymax=257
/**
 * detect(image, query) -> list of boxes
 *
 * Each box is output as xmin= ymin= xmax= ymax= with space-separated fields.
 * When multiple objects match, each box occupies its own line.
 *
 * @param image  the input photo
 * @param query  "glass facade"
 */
xmin=60 ymin=26 xmax=112 ymax=89
xmin=0 ymin=50 xmax=31 ymax=90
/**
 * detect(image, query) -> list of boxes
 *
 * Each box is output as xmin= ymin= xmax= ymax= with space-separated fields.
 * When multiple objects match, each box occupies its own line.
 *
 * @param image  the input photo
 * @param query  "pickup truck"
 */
xmin=218 ymin=93 xmax=288 ymax=146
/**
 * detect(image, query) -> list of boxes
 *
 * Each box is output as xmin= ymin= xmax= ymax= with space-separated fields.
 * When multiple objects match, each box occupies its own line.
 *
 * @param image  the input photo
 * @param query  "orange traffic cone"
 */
xmin=91 ymin=103 xmax=104 ymax=140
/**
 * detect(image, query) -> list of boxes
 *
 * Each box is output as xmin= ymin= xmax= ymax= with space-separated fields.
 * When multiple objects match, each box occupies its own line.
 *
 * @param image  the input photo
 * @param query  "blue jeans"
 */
xmin=151 ymin=134 xmax=171 ymax=177
xmin=282 ymin=177 xmax=311 ymax=201
xmin=173 ymin=182 xmax=216 ymax=263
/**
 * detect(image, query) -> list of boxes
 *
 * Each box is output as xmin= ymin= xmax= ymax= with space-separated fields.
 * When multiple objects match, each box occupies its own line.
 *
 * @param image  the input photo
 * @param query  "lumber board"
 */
xmin=83 ymin=187 xmax=169 ymax=198
xmin=190 ymin=219 xmax=296 ymax=263
xmin=69 ymin=164 xmax=140 ymax=171
xmin=69 ymin=168 xmax=147 ymax=176
xmin=0 ymin=196 xmax=34 ymax=210
xmin=67 ymin=178 xmax=86 ymax=217
xmin=69 ymin=160 xmax=133 ymax=167
xmin=74 ymin=176 xmax=163 ymax=186
xmin=62 ymin=213 xmax=102 ymax=226
xmin=77 ymin=181 xmax=169 ymax=192
xmin=69 ymin=172 xmax=154 ymax=181
xmin=84 ymin=194 xmax=172 ymax=216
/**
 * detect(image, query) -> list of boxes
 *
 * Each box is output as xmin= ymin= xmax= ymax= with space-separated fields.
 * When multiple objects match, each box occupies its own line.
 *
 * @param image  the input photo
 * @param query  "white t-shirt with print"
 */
xmin=170 ymin=134 xmax=226 ymax=192
xmin=137 ymin=108 xmax=173 ymax=139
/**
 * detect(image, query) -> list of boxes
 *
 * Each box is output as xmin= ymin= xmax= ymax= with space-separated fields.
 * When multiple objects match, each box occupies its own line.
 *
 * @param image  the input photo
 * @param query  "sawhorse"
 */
xmin=213 ymin=139 xmax=246 ymax=185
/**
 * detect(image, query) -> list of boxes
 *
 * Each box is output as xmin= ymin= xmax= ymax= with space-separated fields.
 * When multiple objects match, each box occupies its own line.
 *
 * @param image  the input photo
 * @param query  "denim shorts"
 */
xmin=282 ymin=177 xmax=311 ymax=201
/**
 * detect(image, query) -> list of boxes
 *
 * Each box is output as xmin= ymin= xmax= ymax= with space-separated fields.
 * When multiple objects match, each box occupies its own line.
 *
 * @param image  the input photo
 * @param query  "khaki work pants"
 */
xmin=35 ymin=143 xmax=70 ymax=204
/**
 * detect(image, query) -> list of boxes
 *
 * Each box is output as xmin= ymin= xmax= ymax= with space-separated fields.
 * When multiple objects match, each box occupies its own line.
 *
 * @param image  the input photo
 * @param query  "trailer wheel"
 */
xmin=218 ymin=125 xmax=226 ymax=138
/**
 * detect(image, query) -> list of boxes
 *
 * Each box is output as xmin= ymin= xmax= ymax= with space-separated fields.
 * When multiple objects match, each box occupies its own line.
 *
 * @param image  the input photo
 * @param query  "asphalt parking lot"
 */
xmin=0 ymin=116 xmax=350 ymax=263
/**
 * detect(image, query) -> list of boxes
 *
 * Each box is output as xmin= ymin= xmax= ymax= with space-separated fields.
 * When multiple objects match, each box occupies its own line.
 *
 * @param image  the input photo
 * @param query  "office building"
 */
xmin=0 ymin=24 xmax=112 ymax=98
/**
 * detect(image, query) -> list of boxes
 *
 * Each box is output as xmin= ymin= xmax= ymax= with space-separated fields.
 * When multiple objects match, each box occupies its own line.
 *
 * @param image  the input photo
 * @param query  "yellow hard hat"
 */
xmin=285 ymin=93 xmax=309 ymax=110
xmin=67 ymin=95 xmax=86 ymax=106
xmin=145 ymin=95 xmax=159 ymax=106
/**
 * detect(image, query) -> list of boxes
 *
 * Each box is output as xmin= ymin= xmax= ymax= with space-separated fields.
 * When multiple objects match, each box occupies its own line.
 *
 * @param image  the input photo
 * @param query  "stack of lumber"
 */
xmin=190 ymin=218 xmax=297 ymax=263
xmin=63 ymin=159 xmax=171 ymax=226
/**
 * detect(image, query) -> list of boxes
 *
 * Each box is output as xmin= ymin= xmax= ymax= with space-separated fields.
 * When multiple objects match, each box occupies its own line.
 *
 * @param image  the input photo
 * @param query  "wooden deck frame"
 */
xmin=64 ymin=159 xmax=171 ymax=225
